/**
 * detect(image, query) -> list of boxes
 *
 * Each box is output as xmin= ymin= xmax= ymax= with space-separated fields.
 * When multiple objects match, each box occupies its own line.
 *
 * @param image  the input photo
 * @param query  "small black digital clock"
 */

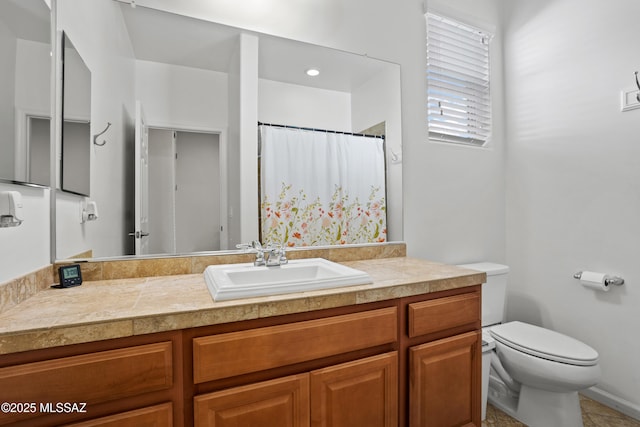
xmin=54 ymin=264 xmax=83 ymax=288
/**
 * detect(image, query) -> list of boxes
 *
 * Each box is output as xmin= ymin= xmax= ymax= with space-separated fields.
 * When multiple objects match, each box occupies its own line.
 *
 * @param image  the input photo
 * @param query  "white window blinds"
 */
xmin=426 ymin=13 xmax=492 ymax=146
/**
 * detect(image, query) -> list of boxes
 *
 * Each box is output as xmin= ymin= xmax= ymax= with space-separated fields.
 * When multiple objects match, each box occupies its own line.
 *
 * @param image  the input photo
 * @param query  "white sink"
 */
xmin=204 ymin=258 xmax=373 ymax=301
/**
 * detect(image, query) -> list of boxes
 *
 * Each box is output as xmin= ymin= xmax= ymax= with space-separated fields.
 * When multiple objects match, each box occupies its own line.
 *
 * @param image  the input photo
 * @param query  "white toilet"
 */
xmin=459 ymin=262 xmax=601 ymax=427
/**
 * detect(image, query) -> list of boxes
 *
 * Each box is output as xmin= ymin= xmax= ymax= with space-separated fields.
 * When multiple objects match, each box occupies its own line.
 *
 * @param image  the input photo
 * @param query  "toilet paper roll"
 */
xmin=580 ymin=271 xmax=610 ymax=292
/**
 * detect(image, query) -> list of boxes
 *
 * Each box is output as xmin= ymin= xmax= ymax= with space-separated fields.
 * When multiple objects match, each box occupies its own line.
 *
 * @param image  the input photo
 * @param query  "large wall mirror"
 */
xmin=54 ymin=0 xmax=402 ymax=261
xmin=0 ymin=0 xmax=51 ymax=187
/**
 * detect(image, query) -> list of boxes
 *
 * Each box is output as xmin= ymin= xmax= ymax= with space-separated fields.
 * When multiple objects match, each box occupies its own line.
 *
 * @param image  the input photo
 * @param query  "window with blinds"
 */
xmin=426 ymin=12 xmax=493 ymax=146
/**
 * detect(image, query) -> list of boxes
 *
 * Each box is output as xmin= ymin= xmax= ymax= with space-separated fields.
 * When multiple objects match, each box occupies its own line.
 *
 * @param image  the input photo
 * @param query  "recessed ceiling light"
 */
xmin=306 ymin=68 xmax=320 ymax=77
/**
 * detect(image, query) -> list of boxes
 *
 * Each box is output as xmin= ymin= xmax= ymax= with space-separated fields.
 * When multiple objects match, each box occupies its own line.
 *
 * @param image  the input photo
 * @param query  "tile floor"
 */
xmin=482 ymin=395 xmax=640 ymax=427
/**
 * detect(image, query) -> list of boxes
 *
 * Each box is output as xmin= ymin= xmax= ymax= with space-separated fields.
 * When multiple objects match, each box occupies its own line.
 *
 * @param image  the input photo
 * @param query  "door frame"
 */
xmin=146 ymin=121 xmax=229 ymax=251
xmin=15 ymin=107 xmax=51 ymax=184
xmin=134 ymin=101 xmax=150 ymax=255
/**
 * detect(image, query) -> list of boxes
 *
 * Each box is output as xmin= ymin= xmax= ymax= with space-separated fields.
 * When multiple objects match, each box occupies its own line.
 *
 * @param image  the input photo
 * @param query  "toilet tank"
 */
xmin=457 ymin=262 xmax=509 ymax=327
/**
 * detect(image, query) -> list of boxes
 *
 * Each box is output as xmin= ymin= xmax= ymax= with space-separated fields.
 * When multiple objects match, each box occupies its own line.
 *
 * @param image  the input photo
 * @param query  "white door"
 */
xmin=147 ymin=128 xmax=176 ymax=254
xmin=134 ymin=101 xmax=150 ymax=255
xmin=175 ymin=131 xmax=221 ymax=252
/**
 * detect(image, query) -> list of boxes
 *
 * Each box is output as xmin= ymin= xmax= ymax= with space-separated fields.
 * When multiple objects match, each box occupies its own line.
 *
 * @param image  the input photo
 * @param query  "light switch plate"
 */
xmin=621 ymin=88 xmax=640 ymax=112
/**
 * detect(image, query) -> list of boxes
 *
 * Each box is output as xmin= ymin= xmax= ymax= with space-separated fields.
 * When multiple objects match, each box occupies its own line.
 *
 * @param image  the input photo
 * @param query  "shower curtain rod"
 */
xmin=258 ymin=121 xmax=385 ymax=139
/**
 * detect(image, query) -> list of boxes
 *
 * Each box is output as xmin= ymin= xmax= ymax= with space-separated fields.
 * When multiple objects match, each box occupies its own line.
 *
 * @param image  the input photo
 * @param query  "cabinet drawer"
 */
xmin=0 ymin=342 xmax=173 ymax=424
xmin=407 ymin=291 xmax=479 ymax=338
xmin=65 ymin=402 xmax=173 ymax=427
xmin=193 ymin=307 xmax=397 ymax=383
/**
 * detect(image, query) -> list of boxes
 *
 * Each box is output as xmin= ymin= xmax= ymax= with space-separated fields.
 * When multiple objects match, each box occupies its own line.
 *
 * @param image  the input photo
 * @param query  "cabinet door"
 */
xmin=409 ymin=332 xmax=480 ymax=427
xmin=65 ymin=403 xmax=172 ymax=427
xmin=194 ymin=373 xmax=309 ymax=427
xmin=310 ymin=352 xmax=398 ymax=427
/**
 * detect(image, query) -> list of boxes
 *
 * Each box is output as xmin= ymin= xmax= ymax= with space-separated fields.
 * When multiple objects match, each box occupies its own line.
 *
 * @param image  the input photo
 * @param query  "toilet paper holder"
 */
xmin=573 ymin=271 xmax=625 ymax=286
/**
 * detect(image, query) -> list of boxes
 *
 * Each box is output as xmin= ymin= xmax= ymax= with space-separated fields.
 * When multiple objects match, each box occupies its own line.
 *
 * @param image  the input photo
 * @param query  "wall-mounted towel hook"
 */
xmin=93 ymin=122 xmax=112 ymax=146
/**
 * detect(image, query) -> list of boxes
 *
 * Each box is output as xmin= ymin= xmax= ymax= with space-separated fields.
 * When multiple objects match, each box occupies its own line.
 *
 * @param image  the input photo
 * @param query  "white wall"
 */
xmin=503 ymin=0 xmax=640 ymax=415
xmin=351 ymin=65 xmax=403 ymax=241
xmin=238 ymin=33 xmax=259 ymax=244
xmin=14 ymin=39 xmax=51 ymax=116
xmin=258 ymin=79 xmax=352 ymax=130
xmin=14 ymin=39 xmax=51 ymax=182
xmin=135 ymin=60 xmax=228 ymax=129
xmin=226 ymin=38 xmax=241 ymax=248
xmin=0 ymin=183 xmax=50 ymax=283
xmin=56 ymin=0 xmax=135 ymax=259
xmin=218 ymin=32 xmax=260 ymax=248
xmin=410 ymin=0 xmax=506 ymax=265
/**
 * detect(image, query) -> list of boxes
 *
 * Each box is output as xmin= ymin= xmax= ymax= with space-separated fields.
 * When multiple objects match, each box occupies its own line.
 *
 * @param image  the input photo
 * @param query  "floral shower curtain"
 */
xmin=259 ymin=125 xmax=387 ymax=247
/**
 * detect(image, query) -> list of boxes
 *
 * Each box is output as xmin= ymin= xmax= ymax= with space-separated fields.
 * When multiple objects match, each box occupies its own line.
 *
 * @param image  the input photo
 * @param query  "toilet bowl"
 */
xmin=491 ymin=321 xmax=600 ymax=392
xmin=490 ymin=321 xmax=600 ymax=426
xmin=458 ymin=263 xmax=601 ymax=427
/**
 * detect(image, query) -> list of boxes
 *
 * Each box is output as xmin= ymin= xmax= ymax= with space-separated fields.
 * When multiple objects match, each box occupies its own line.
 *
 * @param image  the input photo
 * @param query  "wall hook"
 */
xmin=635 ymin=71 xmax=640 ymax=102
xmin=93 ymin=122 xmax=112 ymax=146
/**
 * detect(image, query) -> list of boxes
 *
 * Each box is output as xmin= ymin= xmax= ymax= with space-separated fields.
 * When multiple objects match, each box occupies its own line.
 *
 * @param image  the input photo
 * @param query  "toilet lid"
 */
xmin=490 ymin=321 xmax=599 ymax=366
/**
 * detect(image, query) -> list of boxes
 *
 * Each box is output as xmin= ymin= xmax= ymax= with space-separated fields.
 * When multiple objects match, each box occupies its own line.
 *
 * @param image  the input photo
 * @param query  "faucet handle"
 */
xmin=271 ymin=243 xmax=288 ymax=264
xmin=279 ymin=246 xmax=288 ymax=264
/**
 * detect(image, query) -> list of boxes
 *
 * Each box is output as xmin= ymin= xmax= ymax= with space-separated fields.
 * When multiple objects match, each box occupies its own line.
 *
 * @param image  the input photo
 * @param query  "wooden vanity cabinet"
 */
xmin=190 ymin=305 xmax=399 ymax=427
xmin=194 ymin=352 xmax=398 ymax=427
xmin=0 ymin=284 xmax=481 ymax=427
xmin=0 ymin=331 xmax=182 ymax=427
xmin=403 ymin=287 xmax=482 ymax=427
xmin=190 ymin=286 xmax=481 ymax=427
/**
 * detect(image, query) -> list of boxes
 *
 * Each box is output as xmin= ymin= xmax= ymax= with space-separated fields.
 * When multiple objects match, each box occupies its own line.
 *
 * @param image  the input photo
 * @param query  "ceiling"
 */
xmin=119 ymin=3 xmax=389 ymax=93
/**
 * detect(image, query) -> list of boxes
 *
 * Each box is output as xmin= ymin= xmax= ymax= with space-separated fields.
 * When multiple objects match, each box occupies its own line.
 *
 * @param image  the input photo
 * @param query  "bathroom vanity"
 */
xmin=0 ymin=256 xmax=484 ymax=427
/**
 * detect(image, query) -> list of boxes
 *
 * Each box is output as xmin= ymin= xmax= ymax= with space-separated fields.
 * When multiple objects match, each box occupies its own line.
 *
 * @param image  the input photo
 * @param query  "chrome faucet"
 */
xmin=236 ymin=241 xmax=288 ymax=267
xmin=264 ymin=243 xmax=288 ymax=267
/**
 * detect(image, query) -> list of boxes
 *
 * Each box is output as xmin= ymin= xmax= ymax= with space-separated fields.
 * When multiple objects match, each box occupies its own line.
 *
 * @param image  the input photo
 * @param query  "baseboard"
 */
xmin=582 ymin=386 xmax=640 ymax=421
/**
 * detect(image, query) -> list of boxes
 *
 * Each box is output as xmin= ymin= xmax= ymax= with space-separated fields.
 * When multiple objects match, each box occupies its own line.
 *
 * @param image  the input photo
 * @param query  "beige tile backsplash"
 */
xmin=0 ymin=265 xmax=53 ymax=315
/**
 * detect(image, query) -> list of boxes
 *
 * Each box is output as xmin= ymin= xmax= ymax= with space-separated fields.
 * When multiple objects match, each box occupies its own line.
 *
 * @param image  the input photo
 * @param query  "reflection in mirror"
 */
xmin=259 ymin=124 xmax=388 ymax=247
xmin=55 ymin=3 xmax=402 ymax=261
xmin=60 ymin=32 xmax=91 ymax=196
xmin=0 ymin=0 xmax=51 ymax=186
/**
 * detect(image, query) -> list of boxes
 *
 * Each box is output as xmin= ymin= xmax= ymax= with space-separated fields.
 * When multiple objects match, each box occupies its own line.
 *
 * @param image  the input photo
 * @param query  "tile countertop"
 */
xmin=0 ymin=257 xmax=486 ymax=355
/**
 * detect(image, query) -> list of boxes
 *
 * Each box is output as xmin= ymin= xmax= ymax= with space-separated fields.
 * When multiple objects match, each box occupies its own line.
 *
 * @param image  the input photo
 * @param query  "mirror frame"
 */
xmin=50 ymin=0 xmax=59 ymax=263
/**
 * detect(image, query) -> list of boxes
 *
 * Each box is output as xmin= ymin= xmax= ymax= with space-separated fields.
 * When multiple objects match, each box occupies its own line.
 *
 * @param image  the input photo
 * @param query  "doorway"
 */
xmin=26 ymin=115 xmax=50 ymax=186
xmin=147 ymin=128 xmax=223 ymax=254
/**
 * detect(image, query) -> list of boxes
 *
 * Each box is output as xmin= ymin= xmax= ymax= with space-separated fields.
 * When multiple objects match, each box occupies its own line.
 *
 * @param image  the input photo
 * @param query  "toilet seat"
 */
xmin=490 ymin=321 xmax=599 ymax=366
